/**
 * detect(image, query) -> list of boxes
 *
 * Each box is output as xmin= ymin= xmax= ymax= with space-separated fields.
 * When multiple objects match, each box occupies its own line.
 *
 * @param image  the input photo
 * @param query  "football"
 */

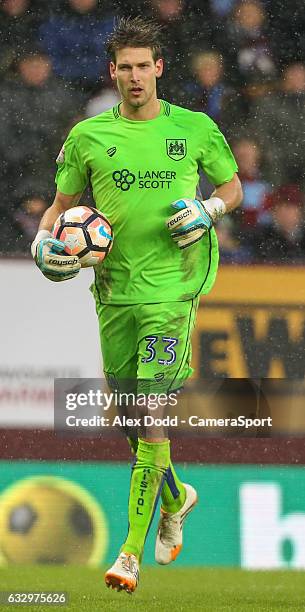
xmin=52 ymin=205 xmax=113 ymax=267
xmin=0 ymin=476 xmax=108 ymax=565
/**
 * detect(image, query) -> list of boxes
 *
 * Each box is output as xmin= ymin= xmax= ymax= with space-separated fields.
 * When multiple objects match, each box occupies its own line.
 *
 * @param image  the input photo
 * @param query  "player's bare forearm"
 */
xmin=38 ymin=190 xmax=82 ymax=232
xmin=212 ymin=173 xmax=243 ymax=213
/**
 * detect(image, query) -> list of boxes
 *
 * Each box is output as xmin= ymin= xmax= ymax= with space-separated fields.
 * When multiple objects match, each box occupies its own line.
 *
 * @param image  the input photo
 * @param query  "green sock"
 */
xmin=126 ymin=437 xmax=186 ymax=514
xmin=122 ymin=438 xmax=170 ymax=560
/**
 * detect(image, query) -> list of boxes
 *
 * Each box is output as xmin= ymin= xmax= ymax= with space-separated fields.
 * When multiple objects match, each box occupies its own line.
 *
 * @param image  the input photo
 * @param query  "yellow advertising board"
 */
xmin=194 ymin=266 xmax=305 ymax=379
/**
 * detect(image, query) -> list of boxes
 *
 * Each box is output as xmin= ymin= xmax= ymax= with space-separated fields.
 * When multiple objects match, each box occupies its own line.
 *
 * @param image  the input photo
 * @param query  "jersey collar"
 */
xmin=112 ymin=99 xmax=170 ymax=121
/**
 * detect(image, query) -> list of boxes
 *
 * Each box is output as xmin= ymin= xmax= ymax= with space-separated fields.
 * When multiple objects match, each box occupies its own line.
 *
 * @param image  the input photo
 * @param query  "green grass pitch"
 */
xmin=0 ymin=566 xmax=304 ymax=611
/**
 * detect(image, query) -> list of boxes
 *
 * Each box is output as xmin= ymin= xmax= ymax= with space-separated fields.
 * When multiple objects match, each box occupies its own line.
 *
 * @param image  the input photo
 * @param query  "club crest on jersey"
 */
xmin=166 ymin=139 xmax=186 ymax=161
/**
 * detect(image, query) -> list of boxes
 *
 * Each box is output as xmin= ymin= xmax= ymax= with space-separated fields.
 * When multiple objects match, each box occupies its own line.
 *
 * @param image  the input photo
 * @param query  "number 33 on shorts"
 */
xmin=138 ymin=330 xmax=192 ymax=389
xmin=141 ymin=336 xmax=179 ymax=366
xmin=136 ymin=300 xmax=199 ymax=386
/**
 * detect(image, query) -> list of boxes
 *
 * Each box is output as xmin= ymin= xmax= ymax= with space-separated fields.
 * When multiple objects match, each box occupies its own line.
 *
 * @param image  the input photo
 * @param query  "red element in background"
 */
xmin=264 ymin=184 xmax=304 ymax=210
xmin=0 ymin=430 xmax=304 ymax=464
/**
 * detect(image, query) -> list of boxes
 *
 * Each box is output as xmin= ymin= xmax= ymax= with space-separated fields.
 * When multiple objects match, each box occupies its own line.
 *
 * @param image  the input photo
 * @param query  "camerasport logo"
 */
xmin=112 ymin=169 xmax=177 ymax=191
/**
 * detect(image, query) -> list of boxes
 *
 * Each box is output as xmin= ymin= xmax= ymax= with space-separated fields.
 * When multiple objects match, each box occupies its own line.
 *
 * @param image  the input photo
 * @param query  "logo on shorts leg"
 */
xmin=166 ymin=139 xmax=187 ymax=161
xmin=112 ymin=169 xmax=136 ymax=191
xmin=154 ymin=373 xmax=165 ymax=382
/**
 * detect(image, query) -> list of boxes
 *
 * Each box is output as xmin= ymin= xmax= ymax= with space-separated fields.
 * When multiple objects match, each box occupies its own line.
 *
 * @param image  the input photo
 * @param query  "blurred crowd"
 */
xmin=1 ymin=0 xmax=305 ymax=263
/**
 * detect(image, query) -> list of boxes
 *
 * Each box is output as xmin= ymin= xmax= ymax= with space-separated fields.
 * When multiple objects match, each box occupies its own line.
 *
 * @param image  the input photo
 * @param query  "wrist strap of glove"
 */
xmin=31 ymin=230 xmax=52 ymax=259
xmin=201 ymin=197 xmax=226 ymax=222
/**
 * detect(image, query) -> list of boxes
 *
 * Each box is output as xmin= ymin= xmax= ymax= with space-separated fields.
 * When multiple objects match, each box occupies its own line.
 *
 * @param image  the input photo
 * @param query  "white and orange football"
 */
xmin=52 ymin=206 xmax=113 ymax=267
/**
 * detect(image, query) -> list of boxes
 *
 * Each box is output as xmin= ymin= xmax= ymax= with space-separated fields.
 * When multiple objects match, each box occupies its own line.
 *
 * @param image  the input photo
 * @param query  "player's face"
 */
xmin=110 ymin=47 xmax=163 ymax=108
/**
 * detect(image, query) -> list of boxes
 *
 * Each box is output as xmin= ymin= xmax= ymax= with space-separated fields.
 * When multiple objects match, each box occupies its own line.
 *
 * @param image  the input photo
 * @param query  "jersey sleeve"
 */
xmin=198 ymin=116 xmax=238 ymax=185
xmin=55 ymin=129 xmax=89 ymax=195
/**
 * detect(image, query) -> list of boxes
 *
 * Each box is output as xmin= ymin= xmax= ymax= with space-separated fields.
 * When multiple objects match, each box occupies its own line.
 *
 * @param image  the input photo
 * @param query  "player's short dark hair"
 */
xmin=106 ymin=16 xmax=163 ymax=63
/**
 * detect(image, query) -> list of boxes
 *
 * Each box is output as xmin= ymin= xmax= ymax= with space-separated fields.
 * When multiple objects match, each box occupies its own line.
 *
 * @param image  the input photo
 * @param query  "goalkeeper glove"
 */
xmin=31 ymin=230 xmax=81 ymax=282
xmin=167 ymin=197 xmax=226 ymax=249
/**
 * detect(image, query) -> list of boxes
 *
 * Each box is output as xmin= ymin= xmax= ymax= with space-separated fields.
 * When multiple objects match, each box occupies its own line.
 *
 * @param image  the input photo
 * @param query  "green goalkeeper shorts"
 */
xmin=95 ymin=298 xmax=200 ymax=394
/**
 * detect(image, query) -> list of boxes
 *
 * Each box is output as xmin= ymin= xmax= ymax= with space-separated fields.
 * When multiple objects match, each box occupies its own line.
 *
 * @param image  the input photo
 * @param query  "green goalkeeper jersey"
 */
xmin=55 ymin=100 xmax=238 ymax=304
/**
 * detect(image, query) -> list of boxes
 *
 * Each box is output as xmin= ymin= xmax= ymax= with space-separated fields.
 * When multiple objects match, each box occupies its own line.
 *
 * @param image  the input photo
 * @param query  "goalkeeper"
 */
xmin=31 ymin=17 xmax=242 ymax=594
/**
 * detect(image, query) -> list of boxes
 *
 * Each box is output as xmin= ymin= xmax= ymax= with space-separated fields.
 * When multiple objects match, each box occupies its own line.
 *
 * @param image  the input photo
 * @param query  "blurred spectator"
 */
xmin=184 ymin=51 xmax=235 ymax=123
xmin=225 ymin=0 xmax=276 ymax=87
xmin=251 ymin=62 xmax=305 ymax=185
xmin=149 ymin=0 xmax=214 ymax=103
xmin=0 ymin=51 xmax=81 ymax=203
xmin=85 ymin=86 xmax=120 ymax=117
xmin=38 ymin=0 xmax=114 ymax=91
xmin=210 ymin=0 xmax=236 ymax=18
xmin=252 ymin=185 xmax=305 ymax=263
xmin=267 ymin=0 xmax=305 ymax=67
xmin=217 ymin=216 xmax=254 ymax=262
xmin=13 ymin=194 xmax=48 ymax=252
xmin=232 ymin=137 xmax=271 ymax=226
xmin=0 ymin=0 xmax=43 ymax=78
